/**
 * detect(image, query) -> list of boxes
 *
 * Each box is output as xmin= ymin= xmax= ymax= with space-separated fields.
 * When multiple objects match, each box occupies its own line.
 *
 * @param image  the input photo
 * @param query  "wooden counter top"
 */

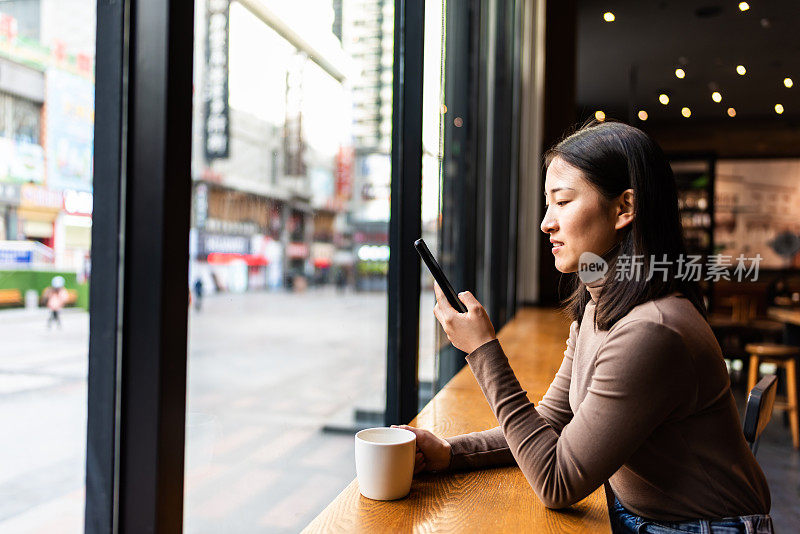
xmin=303 ymin=308 xmax=611 ymax=533
xmin=767 ymin=307 xmax=800 ymax=327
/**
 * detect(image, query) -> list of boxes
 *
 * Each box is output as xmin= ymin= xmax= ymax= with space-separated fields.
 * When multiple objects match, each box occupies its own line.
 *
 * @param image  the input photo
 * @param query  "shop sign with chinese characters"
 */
xmin=286 ymin=242 xmax=309 ymax=259
xmin=198 ymin=232 xmax=250 ymax=256
xmin=204 ymin=0 xmax=230 ymax=160
xmin=20 ymin=184 xmax=62 ymax=209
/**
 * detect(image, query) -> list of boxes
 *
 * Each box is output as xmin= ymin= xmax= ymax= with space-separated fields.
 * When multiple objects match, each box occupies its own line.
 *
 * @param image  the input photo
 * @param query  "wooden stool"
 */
xmin=746 ymin=343 xmax=800 ymax=449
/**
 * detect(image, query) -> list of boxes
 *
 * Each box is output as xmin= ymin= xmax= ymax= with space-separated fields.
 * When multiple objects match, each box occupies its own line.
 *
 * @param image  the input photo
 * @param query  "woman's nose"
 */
xmin=540 ymin=207 xmax=557 ymax=234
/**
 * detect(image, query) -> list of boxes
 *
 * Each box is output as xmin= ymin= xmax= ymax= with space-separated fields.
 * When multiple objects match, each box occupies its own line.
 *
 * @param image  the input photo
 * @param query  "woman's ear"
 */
xmin=614 ymin=189 xmax=635 ymax=230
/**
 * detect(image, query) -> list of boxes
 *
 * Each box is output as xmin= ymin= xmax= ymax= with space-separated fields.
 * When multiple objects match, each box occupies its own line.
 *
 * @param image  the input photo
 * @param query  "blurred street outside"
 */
xmin=0 ymin=288 xmax=438 ymax=533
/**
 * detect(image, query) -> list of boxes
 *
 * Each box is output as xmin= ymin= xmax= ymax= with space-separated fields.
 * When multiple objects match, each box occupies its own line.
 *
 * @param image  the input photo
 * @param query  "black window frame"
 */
xmin=86 ymin=0 xmax=194 ymax=531
xmin=385 ymin=0 xmax=425 ymax=426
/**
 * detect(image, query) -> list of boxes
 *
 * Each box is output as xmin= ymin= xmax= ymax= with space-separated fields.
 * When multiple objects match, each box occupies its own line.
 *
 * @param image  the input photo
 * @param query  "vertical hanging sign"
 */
xmin=204 ymin=0 xmax=230 ymax=160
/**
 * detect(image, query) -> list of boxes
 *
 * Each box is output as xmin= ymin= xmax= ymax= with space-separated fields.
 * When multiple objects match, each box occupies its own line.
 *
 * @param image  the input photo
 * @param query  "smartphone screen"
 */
xmin=414 ymin=238 xmax=468 ymax=313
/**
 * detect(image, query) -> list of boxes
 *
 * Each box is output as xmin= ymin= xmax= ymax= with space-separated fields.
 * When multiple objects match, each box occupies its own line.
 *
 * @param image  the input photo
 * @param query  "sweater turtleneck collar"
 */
xmin=584 ymin=272 xmax=608 ymax=303
xmin=581 ymin=241 xmax=623 ymax=303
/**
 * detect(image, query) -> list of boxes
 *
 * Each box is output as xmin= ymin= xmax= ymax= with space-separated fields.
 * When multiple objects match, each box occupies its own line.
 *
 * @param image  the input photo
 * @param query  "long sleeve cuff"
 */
xmin=444 ymin=426 xmax=516 ymax=471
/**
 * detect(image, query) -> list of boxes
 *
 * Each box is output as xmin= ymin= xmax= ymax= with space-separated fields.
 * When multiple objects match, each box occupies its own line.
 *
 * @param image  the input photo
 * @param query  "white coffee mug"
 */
xmin=355 ymin=427 xmax=416 ymax=500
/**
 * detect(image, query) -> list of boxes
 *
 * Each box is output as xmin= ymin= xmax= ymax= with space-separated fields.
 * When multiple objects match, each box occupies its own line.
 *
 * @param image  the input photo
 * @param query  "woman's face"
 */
xmin=540 ymin=157 xmax=632 ymax=273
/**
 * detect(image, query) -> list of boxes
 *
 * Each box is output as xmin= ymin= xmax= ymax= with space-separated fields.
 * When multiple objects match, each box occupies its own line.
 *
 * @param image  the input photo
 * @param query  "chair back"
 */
xmin=724 ymin=294 xmax=759 ymax=322
xmin=743 ymin=374 xmax=778 ymax=456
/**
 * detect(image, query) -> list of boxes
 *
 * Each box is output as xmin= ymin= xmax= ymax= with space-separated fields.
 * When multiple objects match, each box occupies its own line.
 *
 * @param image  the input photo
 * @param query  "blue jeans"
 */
xmin=609 ymin=497 xmax=774 ymax=534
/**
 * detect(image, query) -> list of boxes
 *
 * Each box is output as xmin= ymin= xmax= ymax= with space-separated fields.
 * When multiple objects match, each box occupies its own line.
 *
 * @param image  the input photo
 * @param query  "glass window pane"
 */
xmin=0 ymin=1 xmax=95 ymax=531
xmin=419 ymin=0 xmax=446 ymax=404
xmin=184 ymin=1 xmax=394 ymax=531
xmin=13 ymin=97 xmax=41 ymax=143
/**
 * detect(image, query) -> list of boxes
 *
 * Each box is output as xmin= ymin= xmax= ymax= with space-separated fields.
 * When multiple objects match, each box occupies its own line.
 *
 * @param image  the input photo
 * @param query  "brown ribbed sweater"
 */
xmin=445 ymin=284 xmax=771 ymax=521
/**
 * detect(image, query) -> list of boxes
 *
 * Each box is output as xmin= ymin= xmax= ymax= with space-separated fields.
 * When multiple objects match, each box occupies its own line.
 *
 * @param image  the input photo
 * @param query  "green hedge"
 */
xmin=0 ymin=270 xmax=89 ymax=310
xmin=357 ymin=260 xmax=389 ymax=276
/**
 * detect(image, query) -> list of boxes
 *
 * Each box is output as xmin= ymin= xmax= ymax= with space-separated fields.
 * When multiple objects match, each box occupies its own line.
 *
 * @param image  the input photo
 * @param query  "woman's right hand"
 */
xmin=392 ymin=425 xmax=452 ymax=474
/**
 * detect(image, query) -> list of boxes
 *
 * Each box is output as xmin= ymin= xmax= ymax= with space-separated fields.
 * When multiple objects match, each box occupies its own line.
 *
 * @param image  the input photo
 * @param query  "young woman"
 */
xmin=396 ymin=121 xmax=773 ymax=533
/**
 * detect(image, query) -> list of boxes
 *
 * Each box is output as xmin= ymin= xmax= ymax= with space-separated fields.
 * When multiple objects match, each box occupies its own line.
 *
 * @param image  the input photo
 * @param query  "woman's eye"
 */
xmin=556 ymin=201 xmax=568 ymax=206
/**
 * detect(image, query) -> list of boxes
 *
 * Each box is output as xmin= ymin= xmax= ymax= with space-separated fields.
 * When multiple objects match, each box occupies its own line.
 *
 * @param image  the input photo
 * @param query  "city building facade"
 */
xmin=0 ymin=0 xmax=95 ymax=292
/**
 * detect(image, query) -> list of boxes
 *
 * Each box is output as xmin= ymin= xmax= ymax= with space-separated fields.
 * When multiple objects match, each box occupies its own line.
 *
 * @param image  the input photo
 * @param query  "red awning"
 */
xmin=313 ymin=257 xmax=332 ymax=268
xmin=207 ymin=253 xmax=269 ymax=266
xmin=244 ymin=254 xmax=268 ymax=266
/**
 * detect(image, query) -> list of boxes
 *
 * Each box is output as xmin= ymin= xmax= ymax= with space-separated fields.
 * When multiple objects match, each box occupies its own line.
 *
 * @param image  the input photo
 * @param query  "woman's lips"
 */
xmin=551 ymin=242 xmax=564 ymax=254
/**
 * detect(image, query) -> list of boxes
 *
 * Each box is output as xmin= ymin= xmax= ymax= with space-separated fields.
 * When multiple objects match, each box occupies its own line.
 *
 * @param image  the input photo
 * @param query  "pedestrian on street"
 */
xmin=336 ymin=266 xmax=348 ymax=293
xmin=43 ymin=276 xmax=69 ymax=330
xmin=193 ymin=278 xmax=204 ymax=311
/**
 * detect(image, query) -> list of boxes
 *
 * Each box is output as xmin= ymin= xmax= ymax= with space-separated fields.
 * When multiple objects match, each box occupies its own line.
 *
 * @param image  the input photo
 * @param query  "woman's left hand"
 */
xmin=433 ymin=283 xmax=497 ymax=354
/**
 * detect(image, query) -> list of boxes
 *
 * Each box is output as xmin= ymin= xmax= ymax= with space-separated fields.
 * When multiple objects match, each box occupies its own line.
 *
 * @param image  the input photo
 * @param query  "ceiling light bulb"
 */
xmin=681 ymin=107 xmax=691 ymax=118
xmin=784 ymin=77 xmax=794 ymax=88
xmin=603 ymin=12 xmax=615 ymax=22
xmin=736 ymin=65 xmax=746 ymax=76
xmin=727 ymin=107 xmax=736 ymax=117
xmin=738 ymin=2 xmax=750 ymax=11
xmin=711 ymin=91 xmax=722 ymax=103
xmin=638 ymin=110 xmax=648 ymax=121
xmin=675 ymin=68 xmax=686 ymax=79
xmin=659 ymin=94 xmax=670 ymax=105
xmin=595 ymin=110 xmax=606 ymax=121
xmin=775 ymin=104 xmax=784 ymax=114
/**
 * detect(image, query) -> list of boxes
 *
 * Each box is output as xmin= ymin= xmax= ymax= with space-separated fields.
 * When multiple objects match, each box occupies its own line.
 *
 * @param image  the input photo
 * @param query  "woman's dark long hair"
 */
xmin=545 ymin=119 xmax=707 ymax=330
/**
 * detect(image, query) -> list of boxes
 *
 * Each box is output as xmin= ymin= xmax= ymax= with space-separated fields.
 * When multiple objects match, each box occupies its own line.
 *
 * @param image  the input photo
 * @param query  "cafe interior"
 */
xmin=80 ymin=0 xmax=800 ymax=532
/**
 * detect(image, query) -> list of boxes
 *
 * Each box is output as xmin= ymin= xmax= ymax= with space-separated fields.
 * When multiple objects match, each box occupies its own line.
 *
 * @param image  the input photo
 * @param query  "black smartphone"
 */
xmin=414 ymin=238 xmax=468 ymax=313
